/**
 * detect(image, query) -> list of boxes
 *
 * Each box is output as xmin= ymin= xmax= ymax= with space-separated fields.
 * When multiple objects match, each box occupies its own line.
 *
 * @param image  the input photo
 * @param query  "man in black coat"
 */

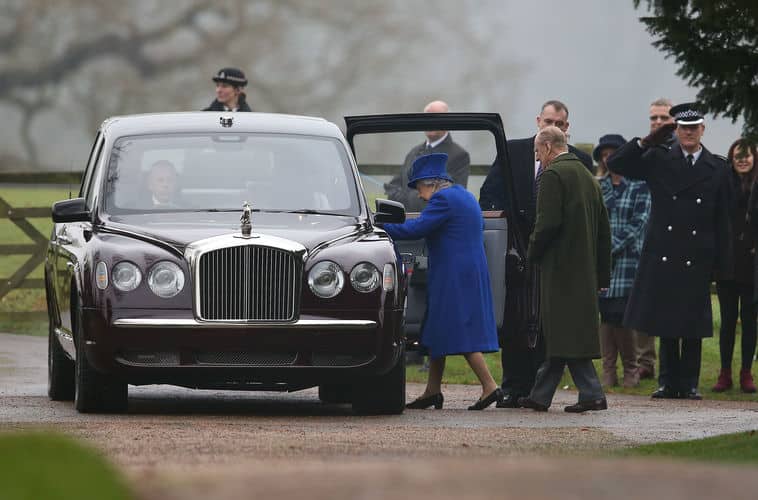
xmin=607 ymin=103 xmax=732 ymax=400
xmin=479 ymin=100 xmax=593 ymax=408
xmin=635 ymin=98 xmax=676 ymax=382
xmin=384 ymin=100 xmax=470 ymax=212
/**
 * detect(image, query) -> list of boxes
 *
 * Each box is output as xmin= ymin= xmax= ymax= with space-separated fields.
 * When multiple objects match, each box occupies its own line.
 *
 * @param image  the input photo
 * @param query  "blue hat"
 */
xmin=592 ymin=134 xmax=627 ymax=162
xmin=670 ymin=102 xmax=704 ymax=125
xmin=407 ymin=153 xmax=452 ymax=189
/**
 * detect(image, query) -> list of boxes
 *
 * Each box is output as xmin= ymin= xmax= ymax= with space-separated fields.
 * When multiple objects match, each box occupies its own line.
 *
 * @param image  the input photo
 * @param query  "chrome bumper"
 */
xmin=113 ymin=318 xmax=377 ymax=330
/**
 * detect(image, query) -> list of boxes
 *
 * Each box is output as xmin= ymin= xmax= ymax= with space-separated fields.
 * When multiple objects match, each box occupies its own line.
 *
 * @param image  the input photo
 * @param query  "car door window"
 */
xmin=352 ymin=130 xmax=496 ymax=213
xmin=81 ymin=133 xmax=104 ymax=209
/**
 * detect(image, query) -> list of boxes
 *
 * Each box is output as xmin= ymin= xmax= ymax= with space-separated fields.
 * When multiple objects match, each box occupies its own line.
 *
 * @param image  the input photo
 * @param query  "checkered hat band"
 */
xmin=675 ymin=110 xmax=701 ymax=120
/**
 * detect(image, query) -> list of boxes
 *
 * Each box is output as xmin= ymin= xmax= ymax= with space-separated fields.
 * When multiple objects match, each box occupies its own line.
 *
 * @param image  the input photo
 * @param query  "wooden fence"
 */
xmin=0 ymin=196 xmax=50 ymax=301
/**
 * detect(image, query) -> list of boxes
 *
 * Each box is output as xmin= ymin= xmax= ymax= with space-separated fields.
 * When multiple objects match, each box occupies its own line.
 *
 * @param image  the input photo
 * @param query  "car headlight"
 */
xmin=112 ymin=261 xmax=142 ymax=292
xmin=148 ymin=261 xmax=185 ymax=298
xmin=308 ymin=261 xmax=344 ymax=298
xmin=350 ymin=262 xmax=380 ymax=293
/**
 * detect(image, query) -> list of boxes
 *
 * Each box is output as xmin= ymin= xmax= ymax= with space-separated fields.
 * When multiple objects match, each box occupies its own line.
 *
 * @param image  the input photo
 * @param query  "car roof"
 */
xmin=100 ymin=112 xmax=344 ymax=139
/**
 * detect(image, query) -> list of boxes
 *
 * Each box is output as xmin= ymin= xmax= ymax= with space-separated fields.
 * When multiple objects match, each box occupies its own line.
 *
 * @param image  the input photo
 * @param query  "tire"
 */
xmin=47 ymin=309 xmax=75 ymax=401
xmin=352 ymin=347 xmax=406 ymax=415
xmin=318 ymin=383 xmax=353 ymax=404
xmin=73 ymin=303 xmax=128 ymax=413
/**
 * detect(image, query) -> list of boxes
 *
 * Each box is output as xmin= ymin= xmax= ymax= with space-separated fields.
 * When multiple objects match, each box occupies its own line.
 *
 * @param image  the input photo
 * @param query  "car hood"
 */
xmin=100 ymin=211 xmax=370 ymax=252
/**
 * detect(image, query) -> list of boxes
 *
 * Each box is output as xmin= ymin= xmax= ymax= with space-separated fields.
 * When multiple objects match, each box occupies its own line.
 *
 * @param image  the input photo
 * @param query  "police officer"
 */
xmin=607 ymin=102 xmax=732 ymax=400
xmin=203 ymin=67 xmax=252 ymax=112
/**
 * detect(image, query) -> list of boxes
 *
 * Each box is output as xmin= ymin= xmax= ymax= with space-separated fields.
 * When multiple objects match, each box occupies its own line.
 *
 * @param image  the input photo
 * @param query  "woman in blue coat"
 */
xmin=383 ymin=153 xmax=502 ymax=410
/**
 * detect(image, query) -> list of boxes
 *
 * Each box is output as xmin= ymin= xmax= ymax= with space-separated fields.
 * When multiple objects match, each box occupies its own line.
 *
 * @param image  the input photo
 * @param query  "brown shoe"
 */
xmin=564 ymin=398 xmax=608 ymax=413
xmin=601 ymin=372 xmax=618 ymax=388
xmin=637 ymin=366 xmax=655 ymax=380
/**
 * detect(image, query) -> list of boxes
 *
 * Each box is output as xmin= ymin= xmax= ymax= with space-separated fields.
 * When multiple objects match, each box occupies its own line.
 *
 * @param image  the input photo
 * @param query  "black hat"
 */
xmin=212 ymin=67 xmax=248 ymax=87
xmin=669 ymin=102 xmax=704 ymax=125
xmin=592 ymin=134 xmax=627 ymax=162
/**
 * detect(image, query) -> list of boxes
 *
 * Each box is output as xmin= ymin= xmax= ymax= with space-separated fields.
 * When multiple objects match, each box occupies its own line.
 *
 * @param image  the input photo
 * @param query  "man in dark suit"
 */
xmin=385 ymin=100 xmax=470 ymax=212
xmin=479 ymin=100 xmax=593 ymax=408
xmin=607 ymin=103 xmax=732 ymax=400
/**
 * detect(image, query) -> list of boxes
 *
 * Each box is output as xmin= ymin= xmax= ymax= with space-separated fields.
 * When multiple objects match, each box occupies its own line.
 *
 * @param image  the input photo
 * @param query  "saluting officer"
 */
xmin=607 ymin=102 xmax=732 ymax=400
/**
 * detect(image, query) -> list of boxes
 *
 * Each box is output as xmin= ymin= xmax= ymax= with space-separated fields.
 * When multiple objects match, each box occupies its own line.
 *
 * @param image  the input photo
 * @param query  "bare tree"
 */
xmin=0 ymin=0 xmax=524 ymax=171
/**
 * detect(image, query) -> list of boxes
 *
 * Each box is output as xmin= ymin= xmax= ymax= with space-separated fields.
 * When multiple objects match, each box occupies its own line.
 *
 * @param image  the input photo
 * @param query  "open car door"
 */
xmin=344 ymin=113 xmax=518 ymax=348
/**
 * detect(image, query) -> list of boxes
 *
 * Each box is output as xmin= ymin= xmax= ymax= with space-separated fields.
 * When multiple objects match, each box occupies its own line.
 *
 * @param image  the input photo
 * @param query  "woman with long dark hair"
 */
xmin=714 ymin=138 xmax=758 ymax=393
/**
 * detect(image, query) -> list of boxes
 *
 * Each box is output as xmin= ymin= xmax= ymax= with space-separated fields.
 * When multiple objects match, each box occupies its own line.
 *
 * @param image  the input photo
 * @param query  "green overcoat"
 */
xmin=527 ymin=153 xmax=611 ymax=359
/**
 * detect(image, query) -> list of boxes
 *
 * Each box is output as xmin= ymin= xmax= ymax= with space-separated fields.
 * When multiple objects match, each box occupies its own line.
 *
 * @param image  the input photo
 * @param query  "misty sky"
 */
xmin=481 ymin=1 xmax=743 ymax=154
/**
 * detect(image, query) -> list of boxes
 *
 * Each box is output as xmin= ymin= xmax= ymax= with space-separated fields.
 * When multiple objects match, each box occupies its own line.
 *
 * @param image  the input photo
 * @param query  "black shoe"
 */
xmin=651 ymin=386 xmax=678 ymax=399
xmin=564 ymin=398 xmax=608 ymax=413
xmin=468 ymin=388 xmax=503 ymax=411
xmin=682 ymin=388 xmax=703 ymax=400
xmin=517 ymin=396 xmax=548 ymax=412
xmin=406 ymin=393 xmax=443 ymax=409
xmin=496 ymin=393 xmax=522 ymax=408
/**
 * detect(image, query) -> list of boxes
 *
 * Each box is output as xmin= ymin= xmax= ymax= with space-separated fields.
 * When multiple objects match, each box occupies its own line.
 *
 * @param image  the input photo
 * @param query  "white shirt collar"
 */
xmin=680 ymin=145 xmax=703 ymax=164
xmin=426 ymin=132 xmax=449 ymax=149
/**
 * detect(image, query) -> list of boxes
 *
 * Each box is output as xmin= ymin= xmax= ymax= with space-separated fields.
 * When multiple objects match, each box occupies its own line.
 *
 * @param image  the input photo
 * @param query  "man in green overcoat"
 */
xmin=519 ymin=126 xmax=612 ymax=413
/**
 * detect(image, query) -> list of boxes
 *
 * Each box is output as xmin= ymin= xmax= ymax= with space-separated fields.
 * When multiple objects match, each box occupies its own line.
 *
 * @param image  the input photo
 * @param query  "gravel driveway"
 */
xmin=2 ymin=333 xmax=757 ymax=500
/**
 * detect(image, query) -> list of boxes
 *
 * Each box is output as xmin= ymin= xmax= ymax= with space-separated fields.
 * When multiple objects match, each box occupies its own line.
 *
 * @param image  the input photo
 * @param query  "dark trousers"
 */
xmin=529 ymin=357 xmax=605 ymax=407
xmin=500 ymin=333 xmax=545 ymax=397
xmin=659 ymin=337 xmax=702 ymax=392
xmin=716 ymin=281 xmax=758 ymax=371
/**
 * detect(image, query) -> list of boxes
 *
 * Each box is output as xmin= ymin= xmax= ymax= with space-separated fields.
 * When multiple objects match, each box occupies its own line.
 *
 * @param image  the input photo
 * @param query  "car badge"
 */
xmin=239 ymin=201 xmax=255 ymax=238
xmin=220 ymin=116 xmax=233 ymax=128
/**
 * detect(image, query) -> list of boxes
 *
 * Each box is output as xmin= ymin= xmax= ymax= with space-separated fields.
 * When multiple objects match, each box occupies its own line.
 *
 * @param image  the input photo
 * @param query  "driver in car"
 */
xmin=143 ymin=160 xmax=181 ymax=208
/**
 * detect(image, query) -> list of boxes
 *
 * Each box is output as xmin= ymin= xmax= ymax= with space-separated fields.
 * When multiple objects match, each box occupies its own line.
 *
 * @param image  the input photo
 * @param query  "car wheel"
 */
xmin=352 ymin=346 xmax=406 ymax=415
xmin=73 ymin=303 xmax=128 ymax=413
xmin=47 ymin=305 xmax=75 ymax=401
xmin=318 ymin=383 xmax=353 ymax=404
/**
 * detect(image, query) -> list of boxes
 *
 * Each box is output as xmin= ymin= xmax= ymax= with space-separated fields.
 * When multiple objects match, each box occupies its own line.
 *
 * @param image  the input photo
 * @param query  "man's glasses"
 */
xmin=649 ymin=115 xmax=670 ymax=122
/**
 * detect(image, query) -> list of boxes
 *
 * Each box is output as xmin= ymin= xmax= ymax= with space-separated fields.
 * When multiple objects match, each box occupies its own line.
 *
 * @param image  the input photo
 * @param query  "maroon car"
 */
xmin=46 ymin=112 xmax=408 ymax=414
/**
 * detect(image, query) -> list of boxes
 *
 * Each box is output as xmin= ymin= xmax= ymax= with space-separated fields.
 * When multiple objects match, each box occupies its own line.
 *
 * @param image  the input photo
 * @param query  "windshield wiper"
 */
xmin=194 ymin=208 xmax=261 ymax=213
xmin=279 ymin=209 xmax=349 ymax=216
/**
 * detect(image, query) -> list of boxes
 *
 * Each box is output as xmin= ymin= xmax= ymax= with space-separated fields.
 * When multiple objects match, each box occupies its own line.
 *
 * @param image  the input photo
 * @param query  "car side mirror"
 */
xmin=52 ymin=198 xmax=90 ymax=223
xmin=374 ymin=199 xmax=405 ymax=224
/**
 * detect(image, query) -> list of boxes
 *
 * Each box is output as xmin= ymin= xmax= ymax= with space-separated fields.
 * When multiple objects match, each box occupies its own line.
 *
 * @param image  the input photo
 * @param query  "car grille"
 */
xmin=196 ymin=352 xmax=297 ymax=366
xmin=198 ymin=245 xmax=300 ymax=321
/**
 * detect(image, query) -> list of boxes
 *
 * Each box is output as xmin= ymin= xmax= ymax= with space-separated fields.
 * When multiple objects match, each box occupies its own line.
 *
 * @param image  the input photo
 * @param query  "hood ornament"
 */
xmin=239 ymin=201 xmax=254 ymax=238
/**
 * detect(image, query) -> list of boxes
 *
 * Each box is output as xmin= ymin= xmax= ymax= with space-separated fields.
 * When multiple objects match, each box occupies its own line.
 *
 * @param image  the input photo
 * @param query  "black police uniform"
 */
xmin=607 ymin=105 xmax=732 ymax=399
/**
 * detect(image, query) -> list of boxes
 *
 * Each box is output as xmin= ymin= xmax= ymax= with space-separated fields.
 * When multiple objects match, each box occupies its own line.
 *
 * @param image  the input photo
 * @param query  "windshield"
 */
xmin=102 ymin=133 xmax=361 ymax=216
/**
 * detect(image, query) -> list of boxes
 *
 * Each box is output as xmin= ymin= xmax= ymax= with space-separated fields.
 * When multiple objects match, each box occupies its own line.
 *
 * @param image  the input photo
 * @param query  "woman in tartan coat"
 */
xmin=595 ymin=135 xmax=651 ymax=388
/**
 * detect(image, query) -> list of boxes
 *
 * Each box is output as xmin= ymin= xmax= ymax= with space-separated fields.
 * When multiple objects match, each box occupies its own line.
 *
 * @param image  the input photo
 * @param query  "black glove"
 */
xmin=640 ymin=122 xmax=676 ymax=148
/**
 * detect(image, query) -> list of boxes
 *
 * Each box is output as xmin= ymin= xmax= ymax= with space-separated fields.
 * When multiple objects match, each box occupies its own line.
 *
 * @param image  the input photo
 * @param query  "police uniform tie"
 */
xmin=686 ymin=154 xmax=694 ymax=167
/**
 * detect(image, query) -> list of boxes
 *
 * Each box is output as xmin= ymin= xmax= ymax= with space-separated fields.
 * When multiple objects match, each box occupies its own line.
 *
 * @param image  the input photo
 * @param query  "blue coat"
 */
xmin=383 ymin=185 xmax=498 ymax=359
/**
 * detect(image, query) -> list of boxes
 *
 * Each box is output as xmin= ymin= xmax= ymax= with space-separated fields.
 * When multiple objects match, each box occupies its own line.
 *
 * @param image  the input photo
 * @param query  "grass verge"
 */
xmin=618 ymin=431 xmax=758 ymax=464
xmin=0 ymin=431 xmax=134 ymax=500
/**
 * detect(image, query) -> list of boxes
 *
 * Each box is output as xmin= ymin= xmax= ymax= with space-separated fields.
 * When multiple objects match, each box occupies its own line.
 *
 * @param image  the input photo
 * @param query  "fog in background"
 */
xmin=0 ymin=0 xmax=744 ymax=173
